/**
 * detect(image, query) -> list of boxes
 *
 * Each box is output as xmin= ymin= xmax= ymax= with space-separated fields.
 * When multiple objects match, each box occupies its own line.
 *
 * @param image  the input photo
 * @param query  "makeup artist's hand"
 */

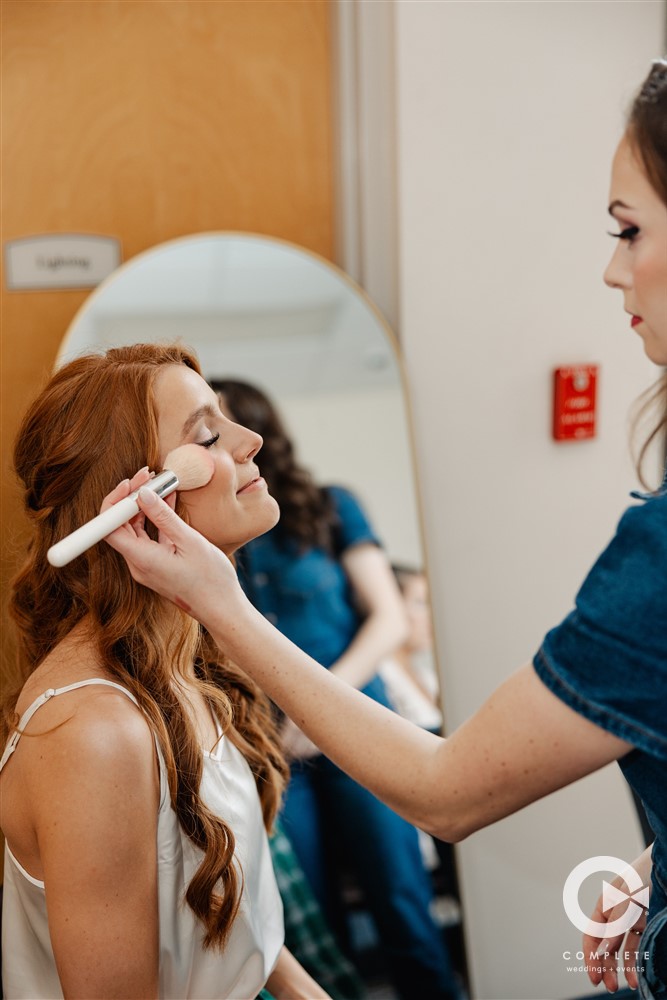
xmin=101 ymin=466 xmax=154 ymax=522
xmin=102 ymin=478 xmax=243 ymax=629
xmin=582 ymin=845 xmax=652 ymax=992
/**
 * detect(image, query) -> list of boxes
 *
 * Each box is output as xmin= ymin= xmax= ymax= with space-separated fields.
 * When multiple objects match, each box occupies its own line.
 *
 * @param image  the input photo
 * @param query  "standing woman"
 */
xmin=104 ymin=61 xmax=667 ymax=997
xmin=0 ymin=344 xmax=330 ymax=1000
xmin=211 ymin=380 xmax=461 ymax=1000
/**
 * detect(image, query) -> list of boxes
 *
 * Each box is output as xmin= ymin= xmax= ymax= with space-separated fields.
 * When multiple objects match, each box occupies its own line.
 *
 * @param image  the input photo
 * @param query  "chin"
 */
xmin=644 ymin=341 xmax=667 ymax=366
xmin=220 ymin=505 xmax=281 ymax=555
xmin=267 ymin=496 xmax=280 ymax=527
xmin=248 ymin=502 xmax=280 ymax=544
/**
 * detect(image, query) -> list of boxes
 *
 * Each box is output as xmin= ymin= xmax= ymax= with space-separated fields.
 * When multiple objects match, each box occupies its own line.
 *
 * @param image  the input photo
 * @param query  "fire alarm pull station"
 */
xmin=553 ymin=365 xmax=598 ymax=441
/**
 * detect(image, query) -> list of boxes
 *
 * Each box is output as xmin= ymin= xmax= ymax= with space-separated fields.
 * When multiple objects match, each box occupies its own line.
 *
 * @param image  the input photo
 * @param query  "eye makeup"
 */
xmin=198 ymin=432 xmax=220 ymax=449
xmin=608 ymin=225 xmax=640 ymax=243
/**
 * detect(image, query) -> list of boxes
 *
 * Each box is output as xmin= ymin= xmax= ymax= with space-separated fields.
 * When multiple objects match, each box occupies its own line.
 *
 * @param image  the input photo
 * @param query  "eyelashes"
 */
xmin=608 ymin=225 xmax=640 ymax=243
xmin=198 ymin=432 xmax=220 ymax=448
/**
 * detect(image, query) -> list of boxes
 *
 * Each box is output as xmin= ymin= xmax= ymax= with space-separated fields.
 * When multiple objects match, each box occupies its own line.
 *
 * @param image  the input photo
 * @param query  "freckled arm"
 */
xmin=112 ymin=490 xmax=634 ymax=842
xmin=212 ymin=604 xmax=633 ymax=842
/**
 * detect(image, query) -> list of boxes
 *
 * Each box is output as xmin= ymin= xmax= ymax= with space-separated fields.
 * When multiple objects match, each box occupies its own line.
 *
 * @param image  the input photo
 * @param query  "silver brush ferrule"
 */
xmin=129 ymin=469 xmax=179 ymax=502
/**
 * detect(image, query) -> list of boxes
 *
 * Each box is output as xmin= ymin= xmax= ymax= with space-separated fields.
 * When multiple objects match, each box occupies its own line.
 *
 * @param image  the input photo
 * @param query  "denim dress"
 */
xmin=533 ymin=471 xmax=667 ymax=997
xmin=238 ymin=485 xmax=391 ymax=701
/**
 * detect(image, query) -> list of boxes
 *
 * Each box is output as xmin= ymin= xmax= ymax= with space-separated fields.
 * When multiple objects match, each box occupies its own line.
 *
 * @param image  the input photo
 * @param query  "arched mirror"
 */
xmin=58 ymin=234 xmax=423 ymax=567
xmin=58 ymin=233 xmax=468 ymax=996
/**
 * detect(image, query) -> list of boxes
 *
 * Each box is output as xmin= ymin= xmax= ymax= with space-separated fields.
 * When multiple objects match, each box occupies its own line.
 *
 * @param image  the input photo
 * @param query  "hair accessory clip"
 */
xmin=637 ymin=59 xmax=667 ymax=104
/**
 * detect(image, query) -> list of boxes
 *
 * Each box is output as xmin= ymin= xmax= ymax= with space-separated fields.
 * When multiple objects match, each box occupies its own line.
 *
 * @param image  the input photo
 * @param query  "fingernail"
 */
xmin=139 ymin=487 xmax=157 ymax=504
xmin=597 ymin=940 xmax=610 ymax=957
xmin=139 ymin=466 xmax=149 ymax=474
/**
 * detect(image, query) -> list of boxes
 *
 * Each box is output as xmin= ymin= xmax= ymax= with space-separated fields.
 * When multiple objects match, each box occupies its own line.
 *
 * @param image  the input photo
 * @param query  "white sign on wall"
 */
xmin=4 ymin=234 xmax=121 ymax=290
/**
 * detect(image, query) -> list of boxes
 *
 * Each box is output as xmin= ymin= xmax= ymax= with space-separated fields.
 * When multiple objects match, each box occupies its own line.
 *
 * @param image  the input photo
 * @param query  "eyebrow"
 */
xmin=608 ymin=199 xmax=633 ymax=216
xmin=181 ymin=403 xmax=218 ymax=439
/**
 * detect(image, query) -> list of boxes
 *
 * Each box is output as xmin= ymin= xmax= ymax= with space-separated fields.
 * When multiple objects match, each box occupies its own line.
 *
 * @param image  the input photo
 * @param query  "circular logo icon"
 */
xmin=563 ymin=855 xmax=649 ymax=937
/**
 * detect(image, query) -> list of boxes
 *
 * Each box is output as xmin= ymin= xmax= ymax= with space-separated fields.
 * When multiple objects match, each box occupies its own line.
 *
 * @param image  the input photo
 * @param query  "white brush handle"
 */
xmin=47 ymin=496 xmax=140 ymax=567
xmin=47 ymin=470 xmax=178 ymax=568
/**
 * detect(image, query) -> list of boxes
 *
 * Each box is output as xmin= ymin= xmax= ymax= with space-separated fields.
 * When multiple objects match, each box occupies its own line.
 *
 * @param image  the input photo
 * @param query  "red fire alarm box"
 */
xmin=553 ymin=365 xmax=598 ymax=441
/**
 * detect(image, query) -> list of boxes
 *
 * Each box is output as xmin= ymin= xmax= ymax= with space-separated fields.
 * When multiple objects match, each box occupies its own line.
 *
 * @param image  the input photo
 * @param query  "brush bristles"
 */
xmin=163 ymin=444 xmax=215 ymax=491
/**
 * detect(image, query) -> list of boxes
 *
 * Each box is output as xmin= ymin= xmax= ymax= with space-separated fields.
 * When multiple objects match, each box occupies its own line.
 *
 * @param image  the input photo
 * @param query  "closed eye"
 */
xmin=608 ymin=225 xmax=640 ymax=243
xmin=198 ymin=432 xmax=220 ymax=448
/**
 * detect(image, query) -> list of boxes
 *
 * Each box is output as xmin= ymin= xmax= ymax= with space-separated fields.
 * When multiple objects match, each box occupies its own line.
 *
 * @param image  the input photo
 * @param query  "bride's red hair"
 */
xmin=5 ymin=342 xmax=287 ymax=949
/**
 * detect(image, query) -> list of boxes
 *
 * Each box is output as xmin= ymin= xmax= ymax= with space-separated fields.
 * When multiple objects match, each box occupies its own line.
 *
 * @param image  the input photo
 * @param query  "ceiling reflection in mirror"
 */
xmin=58 ymin=233 xmax=422 ymax=566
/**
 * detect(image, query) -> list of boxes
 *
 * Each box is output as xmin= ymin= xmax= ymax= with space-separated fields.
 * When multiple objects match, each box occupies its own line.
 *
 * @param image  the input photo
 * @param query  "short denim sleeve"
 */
xmin=533 ymin=490 xmax=667 ymax=760
xmin=326 ymin=486 xmax=381 ymax=553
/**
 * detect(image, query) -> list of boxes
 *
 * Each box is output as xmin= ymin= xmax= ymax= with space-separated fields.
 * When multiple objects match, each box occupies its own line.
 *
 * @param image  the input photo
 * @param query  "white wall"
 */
xmin=393 ymin=2 xmax=663 ymax=996
xmin=278 ymin=385 xmax=423 ymax=567
xmin=339 ymin=1 xmax=664 ymax=996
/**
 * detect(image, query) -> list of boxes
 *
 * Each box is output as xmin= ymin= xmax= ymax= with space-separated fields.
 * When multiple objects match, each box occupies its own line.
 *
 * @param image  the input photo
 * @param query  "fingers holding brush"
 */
xmin=100 ymin=467 xmax=153 ymax=539
xmin=108 ymin=445 xmax=213 ymax=547
xmin=110 ymin=487 xmax=240 ymax=628
xmin=48 ymin=449 xmax=212 ymax=569
xmin=103 ymin=468 xmax=179 ymax=547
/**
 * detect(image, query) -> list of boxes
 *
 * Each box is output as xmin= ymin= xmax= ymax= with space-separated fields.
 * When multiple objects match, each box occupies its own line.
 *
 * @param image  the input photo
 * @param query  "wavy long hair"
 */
xmin=627 ymin=60 xmax=667 ymax=484
xmin=6 ymin=343 xmax=287 ymax=949
xmin=212 ymin=379 xmax=336 ymax=550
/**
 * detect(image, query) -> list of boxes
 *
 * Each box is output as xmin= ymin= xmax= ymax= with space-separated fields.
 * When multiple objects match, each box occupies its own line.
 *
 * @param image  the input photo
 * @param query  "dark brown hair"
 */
xmin=6 ymin=343 xmax=287 ymax=949
xmin=627 ymin=60 xmax=667 ymax=485
xmin=627 ymin=59 xmax=667 ymax=205
xmin=212 ymin=379 xmax=336 ymax=550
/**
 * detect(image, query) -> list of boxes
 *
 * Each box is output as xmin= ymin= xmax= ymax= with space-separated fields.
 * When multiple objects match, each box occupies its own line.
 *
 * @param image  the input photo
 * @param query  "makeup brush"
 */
xmin=46 ymin=444 xmax=215 ymax=568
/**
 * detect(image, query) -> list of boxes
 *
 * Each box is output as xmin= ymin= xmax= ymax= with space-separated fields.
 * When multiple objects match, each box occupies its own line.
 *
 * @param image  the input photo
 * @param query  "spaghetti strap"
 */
xmin=0 ymin=679 xmax=140 ymax=773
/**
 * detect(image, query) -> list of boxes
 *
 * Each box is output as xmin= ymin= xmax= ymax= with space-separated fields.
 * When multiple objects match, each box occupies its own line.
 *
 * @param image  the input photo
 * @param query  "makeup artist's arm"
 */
xmin=281 ymin=543 xmax=407 ymax=759
xmin=210 ymin=609 xmax=633 ymax=841
xmin=109 ymin=489 xmax=634 ymax=842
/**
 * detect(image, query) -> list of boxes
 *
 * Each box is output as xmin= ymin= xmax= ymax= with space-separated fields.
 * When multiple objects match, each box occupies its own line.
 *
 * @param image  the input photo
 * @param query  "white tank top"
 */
xmin=0 ymin=679 xmax=284 ymax=1000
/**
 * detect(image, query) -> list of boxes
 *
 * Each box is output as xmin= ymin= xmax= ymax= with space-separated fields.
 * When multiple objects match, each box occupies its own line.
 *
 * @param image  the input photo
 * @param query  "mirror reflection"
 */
xmin=58 ymin=234 xmax=422 ymax=568
xmin=59 ymin=233 xmax=468 ymax=999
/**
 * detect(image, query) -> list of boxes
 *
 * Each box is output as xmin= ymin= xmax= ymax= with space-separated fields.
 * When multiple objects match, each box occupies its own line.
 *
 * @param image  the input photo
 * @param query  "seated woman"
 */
xmin=0 ymin=343 xmax=329 ymax=1000
xmin=379 ymin=566 xmax=443 ymax=734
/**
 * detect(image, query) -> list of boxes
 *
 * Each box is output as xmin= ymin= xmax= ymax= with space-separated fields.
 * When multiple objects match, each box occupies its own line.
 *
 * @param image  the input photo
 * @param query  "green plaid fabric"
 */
xmin=257 ymin=820 xmax=366 ymax=1000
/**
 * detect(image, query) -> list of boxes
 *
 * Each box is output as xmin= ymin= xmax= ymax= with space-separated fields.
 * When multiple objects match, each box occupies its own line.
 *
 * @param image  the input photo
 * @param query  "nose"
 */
xmin=233 ymin=424 xmax=263 ymax=464
xmin=604 ymin=241 xmax=632 ymax=290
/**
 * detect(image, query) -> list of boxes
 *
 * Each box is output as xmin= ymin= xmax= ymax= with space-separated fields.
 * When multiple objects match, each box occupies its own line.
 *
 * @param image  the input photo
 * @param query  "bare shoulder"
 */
xmin=50 ymin=685 xmax=155 ymax=762
xmin=8 ymin=675 xmax=157 ymax=800
xmin=2 ymin=649 xmax=159 ymax=879
xmin=2 ymin=635 xmax=154 ymax=796
xmin=12 ymin=630 xmax=153 ymax=765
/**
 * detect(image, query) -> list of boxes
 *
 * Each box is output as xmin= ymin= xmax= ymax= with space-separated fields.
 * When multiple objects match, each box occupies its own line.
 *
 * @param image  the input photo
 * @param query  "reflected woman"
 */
xmin=212 ymin=379 xmax=461 ymax=1000
xmin=0 ymin=344 xmax=330 ymax=1000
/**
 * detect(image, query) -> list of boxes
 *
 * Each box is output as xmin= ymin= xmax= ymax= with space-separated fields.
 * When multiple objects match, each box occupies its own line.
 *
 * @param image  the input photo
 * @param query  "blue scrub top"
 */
xmin=237 ymin=486 xmax=390 ymax=705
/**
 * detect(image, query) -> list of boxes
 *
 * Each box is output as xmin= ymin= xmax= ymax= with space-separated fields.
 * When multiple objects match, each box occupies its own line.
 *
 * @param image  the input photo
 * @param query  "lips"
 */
xmin=631 ymin=315 xmax=643 ymax=328
xmin=236 ymin=476 xmax=262 ymax=495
